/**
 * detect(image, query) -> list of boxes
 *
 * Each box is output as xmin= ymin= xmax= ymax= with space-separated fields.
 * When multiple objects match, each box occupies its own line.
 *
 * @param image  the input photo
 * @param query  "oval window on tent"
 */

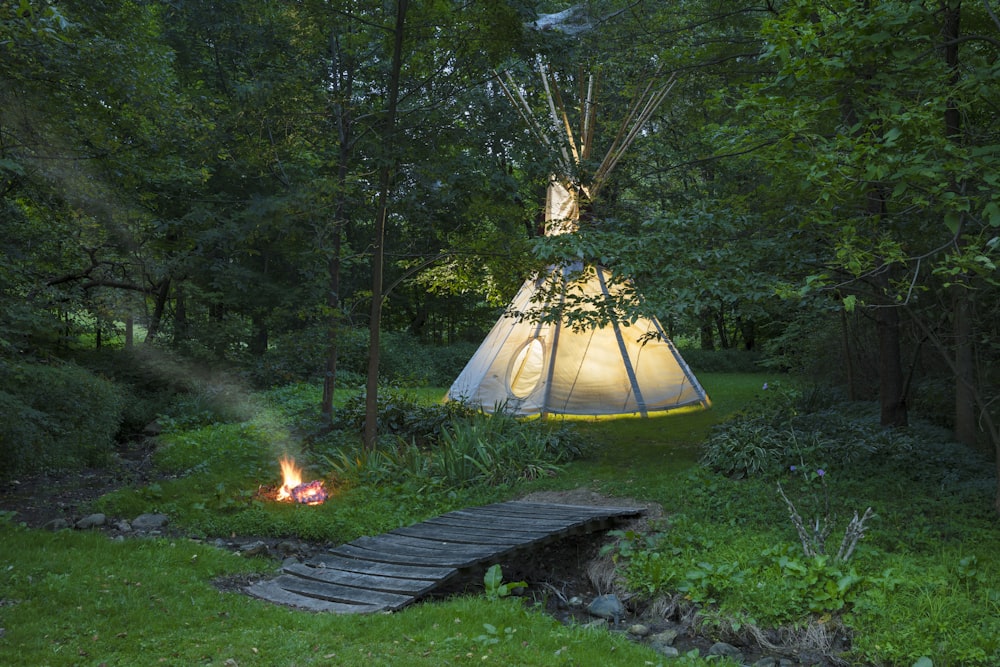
xmin=507 ymin=337 xmax=545 ymax=398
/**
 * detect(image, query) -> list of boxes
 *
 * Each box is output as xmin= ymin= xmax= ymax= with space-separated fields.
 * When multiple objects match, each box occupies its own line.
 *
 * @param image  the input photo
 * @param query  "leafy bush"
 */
xmin=321 ymin=408 xmax=588 ymax=490
xmin=248 ymin=325 xmax=370 ymax=388
xmin=329 ymin=386 xmax=476 ymax=446
xmin=247 ymin=326 xmax=476 ymax=388
xmin=432 ymin=411 xmax=584 ymax=487
xmin=698 ymin=381 xmax=967 ymax=480
xmin=678 ymin=348 xmax=764 ymax=373
xmin=380 ymin=332 xmax=479 ymax=387
xmin=0 ymin=360 xmax=124 ymax=477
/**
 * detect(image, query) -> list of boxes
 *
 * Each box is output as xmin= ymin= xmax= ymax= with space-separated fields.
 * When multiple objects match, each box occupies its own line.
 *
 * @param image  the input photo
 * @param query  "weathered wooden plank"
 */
xmin=246 ymin=580 xmax=385 ymax=614
xmin=450 ymin=507 xmax=607 ymax=525
xmin=351 ymin=533 xmax=454 ymax=553
xmin=350 ymin=533 xmax=501 ymax=560
xmin=391 ymin=524 xmax=529 ymax=546
xmin=330 ymin=542 xmax=487 ymax=568
xmin=421 ymin=515 xmax=556 ymax=535
xmin=305 ymin=553 xmax=454 ymax=580
xmin=509 ymin=500 xmax=643 ymax=515
xmin=494 ymin=501 xmax=642 ymax=520
xmin=446 ymin=509 xmax=601 ymax=532
xmin=283 ymin=562 xmax=441 ymax=596
xmin=352 ymin=532 xmax=501 ymax=557
xmin=466 ymin=501 xmax=641 ymax=521
xmin=269 ymin=574 xmax=413 ymax=610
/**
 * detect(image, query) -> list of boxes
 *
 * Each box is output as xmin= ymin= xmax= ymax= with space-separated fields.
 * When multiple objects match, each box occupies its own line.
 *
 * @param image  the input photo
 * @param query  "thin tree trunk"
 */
xmin=125 ymin=315 xmax=134 ymax=349
xmin=875 ymin=277 xmax=907 ymax=428
xmin=145 ymin=278 xmax=170 ymax=344
xmin=952 ymin=289 xmax=977 ymax=445
xmin=364 ymin=0 xmax=408 ymax=449
xmin=320 ymin=30 xmax=356 ymax=422
xmin=942 ymin=3 xmax=978 ymax=447
xmin=839 ymin=307 xmax=856 ymax=400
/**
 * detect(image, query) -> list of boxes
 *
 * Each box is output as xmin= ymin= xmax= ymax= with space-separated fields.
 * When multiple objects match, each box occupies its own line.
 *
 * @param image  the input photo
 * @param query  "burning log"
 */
xmin=291 ymin=480 xmax=327 ymax=505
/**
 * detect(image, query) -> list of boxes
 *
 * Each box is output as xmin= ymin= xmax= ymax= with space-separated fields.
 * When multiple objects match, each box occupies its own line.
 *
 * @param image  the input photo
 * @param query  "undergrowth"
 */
xmin=605 ymin=381 xmax=1000 ymax=666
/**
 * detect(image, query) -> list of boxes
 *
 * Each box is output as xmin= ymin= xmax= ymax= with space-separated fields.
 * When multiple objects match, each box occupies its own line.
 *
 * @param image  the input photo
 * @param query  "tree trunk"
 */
xmin=125 ymin=315 xmax=134 ymax=349
xmin=145 ymin=278 xmax=170 ymax=344
xmin=321 ymin=232 xmax=343 ymax=421
xmin=364 ymin=0 xmax=408 ymax=449
xmin=839 ymin=308 xmax=856 ymax=401
xmin=249 ymin=313 xmax=268 ymax=357
xmin=699 ymin=308 xmax=714 ymax=350
xmin=952 ymin=291 xmax=977 ymax=445
xmin=173 ymin=287 xmax=188 ymax=343
xmin=875 ymin=275 xmax=907 ymax=428
xmin=320 ymin=29 xmax=356 ymax=422
xmin=941 ymin=4 xmax=977 ymax=447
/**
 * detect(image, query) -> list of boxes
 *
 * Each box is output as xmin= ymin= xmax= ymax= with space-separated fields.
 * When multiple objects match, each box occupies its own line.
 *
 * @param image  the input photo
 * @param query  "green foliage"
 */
xmin=380 ymin=332 xmax=480 ymax=388
xmin=250 ymin=325 xmax=370 ymax=388
xmin=330 ymin=386 xmax=476 ymax=445
xmin=152 ymin=423 xmax=276 ymax=476
xmin=434 ymin=412 xmax=584 ymax=487
xmin=0 ymin=360 xmax=124 ymax=477
xmin=483 ymin=564 xmax=527 ymax=601
xmin=849 ymin=555 xmax=1000 ymax=666
xmin=321 ymin=409 xmax=587 ymax=491
xmin=677 ymin=348 xmax=764 ymax=374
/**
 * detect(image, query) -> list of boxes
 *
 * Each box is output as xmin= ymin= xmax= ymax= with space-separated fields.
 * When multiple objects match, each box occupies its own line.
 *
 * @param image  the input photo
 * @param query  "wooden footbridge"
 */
xmin=247 ymin=500 xmax=643 ymax=614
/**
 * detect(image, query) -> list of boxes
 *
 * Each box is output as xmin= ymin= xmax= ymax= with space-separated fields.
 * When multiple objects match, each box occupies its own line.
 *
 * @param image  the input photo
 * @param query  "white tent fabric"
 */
xmin=447 ymin=65 xmax=708 ymax=417
xmin=447 ymin=262 xmax=710 ymax=417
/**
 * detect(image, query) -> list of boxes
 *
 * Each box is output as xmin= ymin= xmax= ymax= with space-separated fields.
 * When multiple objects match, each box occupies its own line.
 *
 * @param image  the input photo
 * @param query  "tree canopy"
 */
xmin=2 ymin=0 xmax=998 ymax=508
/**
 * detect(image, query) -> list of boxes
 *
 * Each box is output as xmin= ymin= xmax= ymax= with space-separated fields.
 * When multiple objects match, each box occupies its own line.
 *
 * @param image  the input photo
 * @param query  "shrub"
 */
xmin=678 ymin=348 xmax=764 ymax=373
xmin=329 ymin=386 xmax=475 ymax=446
xmin=247 ymin=327 xmax=477 ymax=388
xmin=320 ymin=407 xmax=589 ymax=490
xmin=380 ymin=332 xmax=479 ymax=387
xmin=248 ymin=325 xmax=369 ymax=388
xmin=0 ymin=360 xmax=124 ymax=477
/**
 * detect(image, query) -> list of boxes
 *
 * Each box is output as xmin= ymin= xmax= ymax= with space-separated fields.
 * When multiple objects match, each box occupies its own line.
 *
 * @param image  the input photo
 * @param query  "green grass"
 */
xmin=2 ymin=371 xmax=998 ymax=666
xmin=529 ymin=373 xmax=769 ymax=499
xmin=0 ymin=522 xmax=678 ymax=666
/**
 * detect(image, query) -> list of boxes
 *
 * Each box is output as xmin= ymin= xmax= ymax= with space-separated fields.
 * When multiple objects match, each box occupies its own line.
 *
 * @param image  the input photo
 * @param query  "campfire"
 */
xmin=275 ymin=455 xmax=328 ymax=505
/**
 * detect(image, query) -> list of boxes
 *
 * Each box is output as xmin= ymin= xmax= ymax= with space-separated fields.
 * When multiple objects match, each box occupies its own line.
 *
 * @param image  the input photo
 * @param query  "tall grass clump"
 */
xmin=321 ymin=408 xmax=589 ymax=491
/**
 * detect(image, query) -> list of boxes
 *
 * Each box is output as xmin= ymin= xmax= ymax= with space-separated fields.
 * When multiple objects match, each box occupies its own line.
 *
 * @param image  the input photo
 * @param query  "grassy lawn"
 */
xmin=2 ymin=372 xmax=998 ymax=666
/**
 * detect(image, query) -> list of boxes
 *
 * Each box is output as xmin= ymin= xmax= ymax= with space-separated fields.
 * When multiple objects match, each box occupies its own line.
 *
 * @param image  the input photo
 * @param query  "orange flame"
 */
xmin=276 ymin=455 xmax=302 ymax=502
xmin=276 ymin=456 xmax=327 ymax=505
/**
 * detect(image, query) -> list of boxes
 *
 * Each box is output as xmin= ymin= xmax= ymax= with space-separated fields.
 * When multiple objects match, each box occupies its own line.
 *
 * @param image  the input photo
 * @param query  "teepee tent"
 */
xmin=446 ymin=65 xmax=709 ymax=417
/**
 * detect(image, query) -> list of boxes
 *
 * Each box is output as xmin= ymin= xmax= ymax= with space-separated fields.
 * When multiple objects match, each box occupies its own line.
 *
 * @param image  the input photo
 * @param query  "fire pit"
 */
xmin=272 ymin=456 xmax=328 ymax=506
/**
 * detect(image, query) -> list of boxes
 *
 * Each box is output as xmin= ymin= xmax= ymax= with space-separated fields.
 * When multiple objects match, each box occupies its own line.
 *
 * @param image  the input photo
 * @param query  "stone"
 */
xmin=276 ymin=540 xmax=301 ymax=557
xmin=627 ymin=623 xmax=650 ymax=637
xmin=649 ymin=628 xmax=679 ymax=647
xmin=709 ymin=641 xmax=744 ymax=662
xmin=114 ymin=520 xmax=132 ymax=532
xmin=586 ymin=594 xmax=625 ymax=622
xmin=567 ymin=596 xmax=584 ymax=609
xmin=131 ymin=513 xmax=169 ymax=531
xmin=239 ymin=541 xmax=269 ymax=557
xmin=652 ymin=645 xmax=680 ymax=658
xmin=752 ymin=658 xmax=777 ymax=667
xmin=75 ymin=513 xmax=106 ymax=529
xmin=44 ymin=518 xmax=70 ymax=531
